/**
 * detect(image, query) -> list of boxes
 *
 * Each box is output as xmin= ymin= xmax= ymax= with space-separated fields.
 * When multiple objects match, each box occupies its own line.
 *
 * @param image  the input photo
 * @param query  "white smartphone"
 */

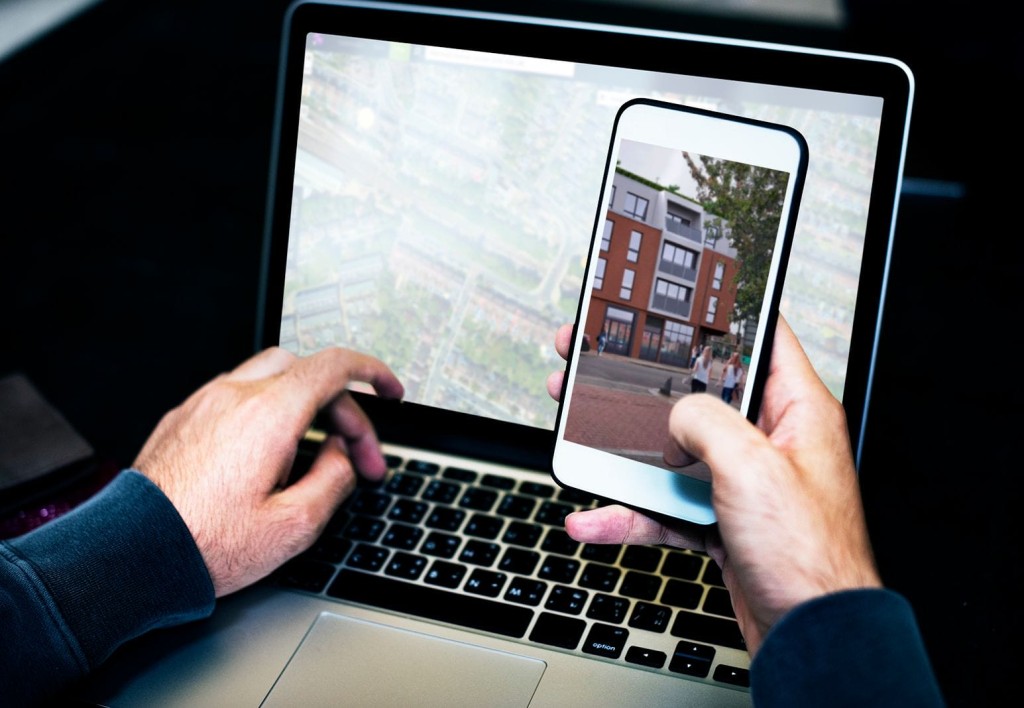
xmin=551 ymin=98 xmax=807 ymax=524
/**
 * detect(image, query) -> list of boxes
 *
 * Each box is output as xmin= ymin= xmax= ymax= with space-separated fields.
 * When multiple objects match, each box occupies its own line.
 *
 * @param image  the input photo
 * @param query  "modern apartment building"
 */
xmin=583 ymin=169 xmax=741 ymax=367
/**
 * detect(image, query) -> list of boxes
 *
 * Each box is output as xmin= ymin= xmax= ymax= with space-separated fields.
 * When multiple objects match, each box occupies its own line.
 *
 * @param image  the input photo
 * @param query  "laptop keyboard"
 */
xmin=274 ymin=442 xmax=751 ymax=691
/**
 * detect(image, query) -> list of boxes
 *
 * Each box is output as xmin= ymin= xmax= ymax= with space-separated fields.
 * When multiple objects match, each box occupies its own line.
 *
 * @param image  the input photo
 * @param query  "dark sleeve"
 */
xmin=1 ymin=470 xmax=215 ymax=705
xmin=750 ymin=588 xmax=946 ymax=707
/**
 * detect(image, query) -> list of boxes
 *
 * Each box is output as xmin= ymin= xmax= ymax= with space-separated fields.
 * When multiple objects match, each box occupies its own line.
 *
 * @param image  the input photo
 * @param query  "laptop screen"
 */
xmin=259 ymin=1 xmax=912 ymax=468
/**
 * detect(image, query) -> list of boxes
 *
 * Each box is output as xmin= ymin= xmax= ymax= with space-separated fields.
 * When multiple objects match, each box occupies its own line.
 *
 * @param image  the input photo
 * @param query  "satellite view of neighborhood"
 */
xmin=279 ymin=36 xmax=883 ymax=428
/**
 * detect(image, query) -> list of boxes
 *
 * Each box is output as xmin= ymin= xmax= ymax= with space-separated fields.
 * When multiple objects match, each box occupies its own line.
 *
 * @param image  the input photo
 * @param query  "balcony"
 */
xmin=664 ymin=218 xmax=702 ymax=243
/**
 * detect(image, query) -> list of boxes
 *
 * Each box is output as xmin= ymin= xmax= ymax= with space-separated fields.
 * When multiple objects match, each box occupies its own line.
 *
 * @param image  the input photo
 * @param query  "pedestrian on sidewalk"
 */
xmin=690 ymin=345 xmax=713 ymax=393
xmin=597 ymin=330 xmax=608 ymax=355
xmin=720 ymin=351 xmax=744 ymax=403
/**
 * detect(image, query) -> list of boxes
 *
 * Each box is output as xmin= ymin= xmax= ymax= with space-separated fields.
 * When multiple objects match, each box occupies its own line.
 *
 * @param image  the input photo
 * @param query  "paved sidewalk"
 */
xmin=564 ymin=382 xmax=675 ymax=462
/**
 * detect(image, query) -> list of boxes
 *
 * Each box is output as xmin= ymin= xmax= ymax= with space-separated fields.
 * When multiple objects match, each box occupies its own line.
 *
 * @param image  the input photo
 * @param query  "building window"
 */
xmin=666 ymin=212 xmax=690 ymax=228
xmin=594 ymin=258 xmax=606 ymax=289
xmin=706 ymin=295 xmax=718 ymax=323
xmin=712 ymin=261 xmax=725 ymax=290
xmin=659 ymin=242 xmax=699 ymax=279
xmin=601 ymin=219 xmax=613 ymax=251
xmin=620 ymin=269 xmax=635 ymax=300
xmin=623 ymin=192 xmax=649 ymax=220
xmin=652 ymin=278 xmax=692 ymax=316
xmin=627 ymin=231 xmax=642 ymax=262
xmin=660 ymin=319 xmax=695 ymax=367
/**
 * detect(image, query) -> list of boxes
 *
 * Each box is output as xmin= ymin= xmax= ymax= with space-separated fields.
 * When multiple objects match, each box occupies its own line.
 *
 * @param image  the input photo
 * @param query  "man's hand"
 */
xmin=133 ymin=346 xmax=403 ymax=597
xmin=550 ymin=317 xmax=882 ymax=655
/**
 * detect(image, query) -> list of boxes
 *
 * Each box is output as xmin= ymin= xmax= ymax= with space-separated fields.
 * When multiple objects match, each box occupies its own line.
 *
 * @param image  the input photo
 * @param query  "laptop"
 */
xmin=81 ymin=1 xmax=913 ymax=705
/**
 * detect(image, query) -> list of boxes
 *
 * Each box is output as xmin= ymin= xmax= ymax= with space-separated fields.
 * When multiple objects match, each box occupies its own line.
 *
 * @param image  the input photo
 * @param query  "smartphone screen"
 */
xmin=551 ymin=99 xmax=807 ymax=524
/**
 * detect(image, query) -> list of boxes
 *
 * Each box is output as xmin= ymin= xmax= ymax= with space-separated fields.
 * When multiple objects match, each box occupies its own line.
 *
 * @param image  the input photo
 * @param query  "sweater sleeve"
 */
xmin=750 ymin=588 xmax=946 ymax=707
xmin=1 ymin=469 xmax=215 ymax=705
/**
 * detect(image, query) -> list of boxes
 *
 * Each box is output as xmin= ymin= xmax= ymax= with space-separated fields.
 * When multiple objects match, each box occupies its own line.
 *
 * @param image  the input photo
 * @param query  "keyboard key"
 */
xmin=534 ymin=501 xmax=574 ymax=526
xmin=499 ymin=548 xmax=540 ymax=575
xmin=619 ymin=571 xmax=662 ymax=600
xmin=383 ymin=454 xmax=403 ymax=470
xmin=465 ymin=513 xmax=503 ymax=539
xmin=587 ymin=593 xmax=630 ymax=624
xmin=443 ymin=467 xmax=477 ymax=482
xmin=349 ymin=490 xmax=391 ymax=516
xmin=625 ymin=646 xmax=667 ymax=669
xmin=459 ymin=540 xmax=500 ymax=566
xmin=540 ymin=528 xmax=580 ymax=556
xmin=387 ymin=498 xmax=428 ymax=525
xmin=702 ymin=586 xmax=736 ymax=618
xmin=385 ymin=472 xmax=424 ymax=497
xmin=276 ymin=558 xmax=335 ymax=593
xmin=501 ymin=521 xmax=542 ymax=548
xmin=480 ymin=473 xmax=516 ymax=490
xmin=529 ymin=613 xmax=586 ymax=649
xmin=381 ymin=523 xmax=423 ymax=550
xmin=303 ymin=536 xmax=352 ymax=565
xmin=496 ymin=494 xmax=537 ymax=519
xmin=347 ymin=543 xmax=390 ymax=572
xmin=669 ymin=641 xmax=715 ymax=678
xmin=556 ymin=488 xmax=597 ymax=505
xmin=385 ymin=552 xmax=427 ymax=580
xmin=329 ymin=569 xmax=532 ymax=638
xmin=714 ymin=664 xmax=750 ymax=687
xmin=404 ymin=459 xmax=440 ymax=475
xmin=465 ymin=569 xmax=507 ymax=597
xmin=504 ymin=577 xmax=547 ymax=606
xmin=579 ymin=562 xmax=621 ymax=592
xmin=343 ymin=517 xmax=386 ymax=542
xmin=420 ymin=531 xmax=461 ymax=559
xmin=628 ymin=602 xmax=672 ymax=633
xmin=460 ymin=488 xmax=499 ymax=512
xmin=422 ymin=480 xmax=460 ymax=505
xmin=538 ymin=556 xmax=580 ymax=584
xmin=519 ymin=481 xmax=555 ymax=498
xmin=581 ymin=544 xmax=621 ymax=564
xmin=582 ymin=623 xmax=629 ymax=659
xmin=425 ymin=507 xmax=465 ymax=532
xmin=545 ymin=585 xmax=588 ymax=615
xmin=661 ymin=551 xmax=704 ymax=580
xmin=424 ymin=560 xmax=467 ymax=589
xmin=620 ymin=546 xmax=663 ymax=572
xmin=671 ymin=611 xmax=746 ymax=651
xmin=661 ymin=579 xmax=703 ymax=609
xmin=701 ymin=560 xmax=725 ymax=587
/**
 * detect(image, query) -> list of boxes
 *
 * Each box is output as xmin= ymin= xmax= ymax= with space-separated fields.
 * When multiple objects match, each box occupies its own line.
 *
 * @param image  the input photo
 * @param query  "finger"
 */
xmin=662 ymin=436 xmax=697 ymax=468
xmin=226 ymin=347 xmax=298 ymax=381
xmin=275 ymin=435 xmax=357 ymax=534
xmin=555 ymin=323 xmax=573 ymax=361
xmin=285 ymin=347 xmax=404 ymax=416
xmin=324 ymin=391 xmax=389 ymax=480
xmin=546 ymin=370 xmax=564 ymax=402
xmin=667 ymin=395 xmax=779 ymax=496
xmin=564 ymin=505 xmax=708 ymax=551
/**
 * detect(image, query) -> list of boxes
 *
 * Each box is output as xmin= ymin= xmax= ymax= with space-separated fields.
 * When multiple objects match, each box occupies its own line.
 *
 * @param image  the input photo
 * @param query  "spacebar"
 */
xmin=327 ymin=569 xmax=534 ymax=638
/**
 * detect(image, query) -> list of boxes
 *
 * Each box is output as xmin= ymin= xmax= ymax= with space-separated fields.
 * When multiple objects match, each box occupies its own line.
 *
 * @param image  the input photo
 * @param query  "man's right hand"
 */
xmin=558 ymin=317 xmax=883 ymax=655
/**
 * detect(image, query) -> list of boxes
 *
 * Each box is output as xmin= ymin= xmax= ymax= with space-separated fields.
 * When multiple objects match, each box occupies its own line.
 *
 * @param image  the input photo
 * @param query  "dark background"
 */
xmin=1 ymin=1 xmax=1020 ymax=705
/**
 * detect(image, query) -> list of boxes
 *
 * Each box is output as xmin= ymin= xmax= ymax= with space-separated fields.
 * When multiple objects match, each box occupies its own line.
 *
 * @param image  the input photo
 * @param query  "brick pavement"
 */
xmin=563 ymin=382 xmax=675 ymax=459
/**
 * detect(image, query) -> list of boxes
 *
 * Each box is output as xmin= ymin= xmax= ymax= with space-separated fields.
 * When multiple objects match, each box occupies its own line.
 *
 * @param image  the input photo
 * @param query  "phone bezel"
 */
xmin=551 ymin=98 xmax=808 ymax=524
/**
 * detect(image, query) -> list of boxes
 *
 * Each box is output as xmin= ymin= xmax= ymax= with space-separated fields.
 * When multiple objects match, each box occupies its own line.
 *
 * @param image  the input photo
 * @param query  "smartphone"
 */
xmin=551 ymin=98 xmax=807 ymax=524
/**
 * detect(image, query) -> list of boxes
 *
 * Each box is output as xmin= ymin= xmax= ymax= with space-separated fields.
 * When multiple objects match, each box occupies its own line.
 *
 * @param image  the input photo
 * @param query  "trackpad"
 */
xmin=262 ymin=613 xmax=546 ymax=707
